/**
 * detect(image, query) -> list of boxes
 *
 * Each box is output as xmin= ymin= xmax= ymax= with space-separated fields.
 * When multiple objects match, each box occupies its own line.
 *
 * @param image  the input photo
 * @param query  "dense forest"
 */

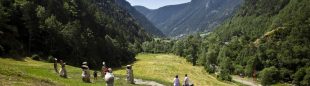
xmin=142 ymin=0 xmax=310 ymax=85
xmin=0 ymin=0 xmax=150 ymax=68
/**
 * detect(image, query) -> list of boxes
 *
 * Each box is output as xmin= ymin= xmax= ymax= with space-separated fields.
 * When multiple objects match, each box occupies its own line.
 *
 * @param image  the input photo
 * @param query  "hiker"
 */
xmin=101 ymin=62 xmax=108 ymax=78
xmin=183 ymin=74 xmax=190 ymax=86
xmin=59 ymin=60 xmax=68 ymax=78
xmin=173 ymin=75 xmax=180 ymax=86
xmin=81 ymin=62 xmax=91 ymax=83
xmin=105 ymin=68 xmax=114 ymax=86
xmin=126 ymin=65 xmax=134 ymax=84
xmin=94 ymin=71 xmax=98 ymax=80
xmin=54 ymin=58 xmax=58 ymax=74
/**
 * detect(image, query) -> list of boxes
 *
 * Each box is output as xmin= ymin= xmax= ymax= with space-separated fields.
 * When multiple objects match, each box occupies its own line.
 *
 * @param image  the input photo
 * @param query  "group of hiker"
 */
xmin=53 ymin=58 xmax=134 ymax=86
xmin=53 ymin=58 xmax=194 ymax=86
xmin=173 ymin=74 xmax=194 ymax=86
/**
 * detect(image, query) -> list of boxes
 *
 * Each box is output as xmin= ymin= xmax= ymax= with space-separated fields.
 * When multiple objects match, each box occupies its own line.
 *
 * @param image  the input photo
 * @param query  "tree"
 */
xmin=260 ymin=66 xmax=279 ymax=86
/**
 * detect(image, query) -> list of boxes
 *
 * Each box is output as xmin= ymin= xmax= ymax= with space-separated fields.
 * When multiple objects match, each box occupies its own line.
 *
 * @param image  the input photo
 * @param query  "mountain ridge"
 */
xmin=115 ymin=0 xmax=165 ymax=37
xmin=135 ymin=0 xmax=243 ymax=37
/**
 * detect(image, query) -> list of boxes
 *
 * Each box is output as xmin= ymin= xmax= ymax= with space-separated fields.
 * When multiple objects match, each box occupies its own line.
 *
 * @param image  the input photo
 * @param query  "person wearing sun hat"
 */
xmin=53 ymin=58 xmax=58 ymax=74
xmin=105 ymin=68 xmax=114 ymax=86
xmin=59 ymin=62 xmax=68 ymax=78
xmin=101 ymin=61 xmax=108 ymax=78
xmin=81 ymin=62 xmax=91 ymax=83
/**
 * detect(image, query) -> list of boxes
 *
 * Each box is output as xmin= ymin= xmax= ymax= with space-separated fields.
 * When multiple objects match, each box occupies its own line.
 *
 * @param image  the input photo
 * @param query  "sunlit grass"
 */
xmin=114 ymin=53 xmax=237 ymax=86
xmin=0 ymin=54 xmax=239 ymax=86
xmin=0 ymin=57 xmax=139 ymax=86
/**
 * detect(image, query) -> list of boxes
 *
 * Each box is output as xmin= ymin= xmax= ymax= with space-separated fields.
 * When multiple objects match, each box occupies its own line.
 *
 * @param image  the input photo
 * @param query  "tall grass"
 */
xmin=114 ymin=54 xmax=236 ymax=86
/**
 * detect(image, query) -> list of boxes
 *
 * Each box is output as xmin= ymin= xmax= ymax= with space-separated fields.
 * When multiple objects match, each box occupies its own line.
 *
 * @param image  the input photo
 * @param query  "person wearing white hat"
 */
xmin=59 ymin=60 xmax=67 ymax=78
xmin=105 ymin=68 xmax=114 ymax=86
xmin=126 ymin=65 xmax=134 ymax=84
xmin=101 ymin=62 xmax=108 ymax=78
xmin=81 ymin=62 xmax=91 ymax=83
xmin=53 ymin=58 xmax=58 ymax=74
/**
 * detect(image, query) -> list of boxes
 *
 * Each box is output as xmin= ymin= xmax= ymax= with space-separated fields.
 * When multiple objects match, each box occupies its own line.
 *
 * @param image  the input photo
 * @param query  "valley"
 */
xmin=1 ymin=0 xmax=310 ymax=86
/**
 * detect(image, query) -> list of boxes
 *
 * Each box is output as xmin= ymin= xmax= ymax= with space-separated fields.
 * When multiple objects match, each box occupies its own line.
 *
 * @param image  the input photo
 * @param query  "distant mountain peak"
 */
xmin=115 ymin=0 xmax=165 ymax=37
xmin=135 ymin=0 xmax=243 ymax=37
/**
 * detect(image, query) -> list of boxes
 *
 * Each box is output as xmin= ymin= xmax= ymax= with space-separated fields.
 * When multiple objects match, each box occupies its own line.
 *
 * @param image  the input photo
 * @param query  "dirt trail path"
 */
xmin=232 ymin=76 xmax=261 ymax=86
xmin=134 ymin=78 xmax=165 ymax=86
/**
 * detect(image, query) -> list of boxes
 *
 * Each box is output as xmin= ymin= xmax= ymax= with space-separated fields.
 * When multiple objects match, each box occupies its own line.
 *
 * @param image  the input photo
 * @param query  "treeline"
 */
xmin=0 ymin=0 xmax=149 ymax=68
xmin=142 ymin=0 xmax=310 ymax=85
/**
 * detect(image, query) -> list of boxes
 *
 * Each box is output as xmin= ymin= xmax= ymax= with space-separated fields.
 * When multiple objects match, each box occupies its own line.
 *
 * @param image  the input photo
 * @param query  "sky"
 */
xmin=126 ymin=0 xmax=191 ymax=9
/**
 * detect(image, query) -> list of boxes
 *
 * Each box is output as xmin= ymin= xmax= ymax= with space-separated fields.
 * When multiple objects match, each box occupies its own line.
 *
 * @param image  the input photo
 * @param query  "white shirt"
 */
xmin=184 ymin=77 xmax=189 ymax=85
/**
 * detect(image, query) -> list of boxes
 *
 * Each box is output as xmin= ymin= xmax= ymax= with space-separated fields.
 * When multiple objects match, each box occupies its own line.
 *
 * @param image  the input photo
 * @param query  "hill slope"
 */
xmin=0 ymin=0 xmax=150 ymax=68
xmin=0 ymin=57 xmax=137 ymax=86
xmin=200 ymin=0 xmax=310 ymax=85
xmin=114 ymin=54 xmax=236 ymax=86
xmin=115 ymin=0 xmax=165 ymax=37
xmin=0 ymin=54 xmax=236 ymax=86
xmin=135 ymin=0 xmax=243 ymax=36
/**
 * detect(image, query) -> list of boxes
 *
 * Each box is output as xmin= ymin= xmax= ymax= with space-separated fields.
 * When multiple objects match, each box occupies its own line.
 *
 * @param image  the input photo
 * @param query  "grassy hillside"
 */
xmin=0 ymin=57 xmax=138 ymax=86
xmin=0 ymin=54 xmax=235 ymax=86
xmin=114 ymin=54 xmax=236 ymax=86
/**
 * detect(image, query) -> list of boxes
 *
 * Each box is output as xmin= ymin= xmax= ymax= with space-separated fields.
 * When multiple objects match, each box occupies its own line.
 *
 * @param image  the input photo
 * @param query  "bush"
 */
xmin=302 ymin=71 xmax=310 ymax=86
xmin=259 ymin=66 xmax=279 ymax=86
xmin=204 ymin=64 xmax=216 ymax=73
xmin=279 ymin=68 xmax=293 ymax=82
xmin=234 ymin=64 xmax=244 ymax=75
xmin=31 ymin=54 xmax=41 ymax=61
xmin=293 ymin=67 xmax=310 ymax=86
xmin=218 ymin=70 xmax=232 ymax=81
xmin=293 ymin=68 xmax=306 ymax=85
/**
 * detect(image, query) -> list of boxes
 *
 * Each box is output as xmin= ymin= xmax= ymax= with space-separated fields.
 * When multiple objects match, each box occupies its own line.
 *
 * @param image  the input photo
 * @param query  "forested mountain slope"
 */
xmin=135 ymin=0 xmax=242 ymax=37
xmin=0 ymin=0 xmax=150 ymax=68
xmin=141 ymin=0 xmax=310 ymax=85
xmin=115 ymin=0 xmax=165 ymax=37
xmin=203 ymin=0 xmax=310 ymax=85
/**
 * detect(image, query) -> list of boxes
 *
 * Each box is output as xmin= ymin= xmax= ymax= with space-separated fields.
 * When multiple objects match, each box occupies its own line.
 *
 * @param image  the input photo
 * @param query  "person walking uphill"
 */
xmin=81 ymin=62 xmax=91 ymax=83
xmin=101 ymin=62 xmax=108 ymax=78
xmin=183 ymin=74 xmax=190 ymax=86
xmin=173 ymin=75 xmax=180 ymax=86
xmin=105 ymin=68 xmax=114 ymax=86
xmin=53 ymin=58 xmax=58 ymax=74
xmin=59 ymin=60 xmax=68 ymax=78
xmin=126 ymin=65 xmax=134 ymax=84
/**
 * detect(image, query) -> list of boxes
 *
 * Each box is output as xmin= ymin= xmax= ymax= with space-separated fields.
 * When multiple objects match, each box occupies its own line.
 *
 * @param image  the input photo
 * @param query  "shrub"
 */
xmin=301 ymin=71 xmax=310 ymax=86
xmin=259 ymin=66 xmax=279 ymax=86
xmin=293 ymin=67 xmax=310 ymax=86
xmin=234 ymin=64 xmax=244 ymax=75
xmin=279 ymin=68 xmax=293 ymax=82
xmin=204 ymin=64 xmax=216 ymax=73
xmin=218 ymin=70 xmax=232 ymax=81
